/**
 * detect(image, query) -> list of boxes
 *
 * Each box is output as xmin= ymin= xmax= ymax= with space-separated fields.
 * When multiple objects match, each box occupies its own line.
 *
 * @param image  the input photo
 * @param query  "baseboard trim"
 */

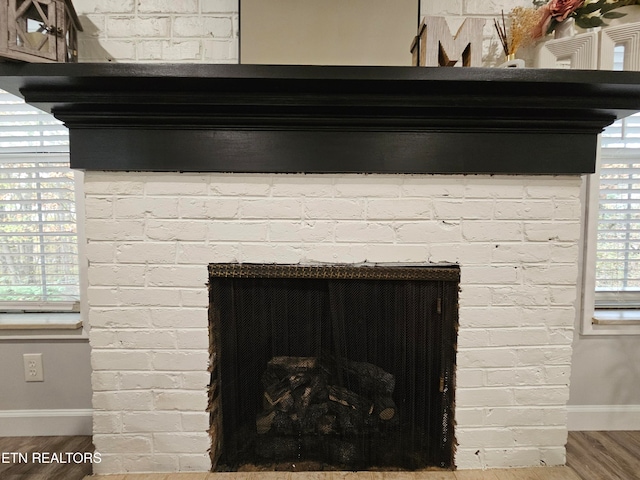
xmin=568 ymin=404 xmax=640 ymax=431
xmin=0 ymin=409 xmax=92 ymax=436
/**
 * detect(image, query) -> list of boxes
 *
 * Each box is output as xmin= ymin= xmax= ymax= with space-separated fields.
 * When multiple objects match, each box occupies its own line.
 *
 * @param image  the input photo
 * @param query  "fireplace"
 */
xmin=208 ymin=264 xmax=459 ymax=471
xmin=1 ymin=63 xmax=639 ymax=475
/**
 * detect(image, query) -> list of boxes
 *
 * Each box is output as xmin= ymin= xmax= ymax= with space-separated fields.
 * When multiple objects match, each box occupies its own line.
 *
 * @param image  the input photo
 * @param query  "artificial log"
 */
xmin=374 ymin=395 xmax=397 ymax=421
xmin=342 ymin=359 xmax=395 ymax=397
xmin=328 ymin=385 xmax=373 ymax=414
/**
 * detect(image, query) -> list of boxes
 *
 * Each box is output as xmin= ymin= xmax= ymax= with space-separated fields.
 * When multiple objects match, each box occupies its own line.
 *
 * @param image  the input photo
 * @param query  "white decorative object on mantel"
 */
xmin=535 ymin=31 xmax=599 ymax=69
xmin=600 ymin=21 xmax=640 ymax=71
xmin=554 ymin=17 xmax=576 ymax=39
xmin=411 ymin=16 xmax=485 ymax=67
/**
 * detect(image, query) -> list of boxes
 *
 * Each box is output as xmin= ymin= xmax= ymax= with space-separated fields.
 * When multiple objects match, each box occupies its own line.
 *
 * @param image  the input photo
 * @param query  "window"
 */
xmin=0 ymin=89 xmax=79 ymax=311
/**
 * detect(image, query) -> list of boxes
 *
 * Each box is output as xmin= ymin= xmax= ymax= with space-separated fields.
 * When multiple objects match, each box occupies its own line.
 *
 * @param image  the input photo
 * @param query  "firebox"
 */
xmin=208 ymin=264 xmax=459 ymax=471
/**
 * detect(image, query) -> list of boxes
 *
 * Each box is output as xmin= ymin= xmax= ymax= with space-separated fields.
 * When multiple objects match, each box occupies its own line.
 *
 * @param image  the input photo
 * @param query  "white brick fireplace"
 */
xmin=85 ymin=171 xmax=580 ymax=474
xmin=5 ymin=62 xmax=637 ymax=476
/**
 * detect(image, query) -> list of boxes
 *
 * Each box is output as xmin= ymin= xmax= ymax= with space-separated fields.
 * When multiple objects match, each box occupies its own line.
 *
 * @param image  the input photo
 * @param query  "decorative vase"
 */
xmin=499 ymin=53 xmax=526 ymax=68
xmin=554 ymin=17 xmax=576 ymax=39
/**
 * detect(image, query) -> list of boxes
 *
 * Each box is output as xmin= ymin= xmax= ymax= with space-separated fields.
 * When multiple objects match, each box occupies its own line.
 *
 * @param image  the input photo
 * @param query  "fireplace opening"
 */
xmin=208 ymin=264 xmax=459 ymax=472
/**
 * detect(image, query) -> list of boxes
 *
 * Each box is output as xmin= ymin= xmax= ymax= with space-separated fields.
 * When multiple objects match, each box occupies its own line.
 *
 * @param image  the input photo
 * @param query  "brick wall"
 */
xmin=72 ymin=0 xmax=532 ymax=64
xmin=85 ymin=172 xmax=580 ymax=473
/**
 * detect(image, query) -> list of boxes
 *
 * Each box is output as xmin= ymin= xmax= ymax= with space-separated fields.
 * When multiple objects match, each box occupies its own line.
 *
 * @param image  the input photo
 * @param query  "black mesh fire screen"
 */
xmin=208 ymin=264 xmax=459 ymax=472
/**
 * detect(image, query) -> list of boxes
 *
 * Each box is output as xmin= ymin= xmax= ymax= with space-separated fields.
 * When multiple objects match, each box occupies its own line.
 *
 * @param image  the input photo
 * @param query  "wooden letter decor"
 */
xmin=411 ymin=16 xmax=485 ymax=67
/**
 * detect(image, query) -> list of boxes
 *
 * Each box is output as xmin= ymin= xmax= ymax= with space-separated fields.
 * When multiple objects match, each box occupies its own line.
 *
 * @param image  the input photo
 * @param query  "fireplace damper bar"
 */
xmin=208 ymin=264 xmax=460 ymax=471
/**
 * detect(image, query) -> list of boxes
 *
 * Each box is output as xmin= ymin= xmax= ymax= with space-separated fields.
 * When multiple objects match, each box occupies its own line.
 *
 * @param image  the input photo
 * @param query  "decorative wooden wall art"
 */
xmin=411 ymin=16 xmax=485 ymax=67
xmin=0 ymin=0 xmax=83 ymax=63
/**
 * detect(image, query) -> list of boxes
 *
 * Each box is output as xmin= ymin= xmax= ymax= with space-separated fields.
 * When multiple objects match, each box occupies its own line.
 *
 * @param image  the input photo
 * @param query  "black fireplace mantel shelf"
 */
xmin=1 ymin=63 xmax=640 ymax=175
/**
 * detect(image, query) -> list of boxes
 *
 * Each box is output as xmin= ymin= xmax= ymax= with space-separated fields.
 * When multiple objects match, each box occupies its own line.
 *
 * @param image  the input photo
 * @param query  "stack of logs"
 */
xmin=255 ymin=356 xmax=398 ymax=466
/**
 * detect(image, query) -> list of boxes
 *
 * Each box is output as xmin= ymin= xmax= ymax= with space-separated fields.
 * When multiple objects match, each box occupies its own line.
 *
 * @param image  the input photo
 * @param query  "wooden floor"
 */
xmin=0 ymin=435 xmax=93 ymax=480
xmin=0 ymin=432 xmax=638 ymax=480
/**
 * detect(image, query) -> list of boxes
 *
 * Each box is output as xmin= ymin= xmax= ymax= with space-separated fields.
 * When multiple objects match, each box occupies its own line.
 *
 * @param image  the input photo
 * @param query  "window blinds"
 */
xmin=0 ymin=89 xmax=78 ymax=306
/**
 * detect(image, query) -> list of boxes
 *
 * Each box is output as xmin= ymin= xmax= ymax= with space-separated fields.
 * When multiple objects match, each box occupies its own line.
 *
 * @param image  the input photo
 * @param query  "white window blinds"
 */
xmin=0 ymin=89 xmax=78 ymax=306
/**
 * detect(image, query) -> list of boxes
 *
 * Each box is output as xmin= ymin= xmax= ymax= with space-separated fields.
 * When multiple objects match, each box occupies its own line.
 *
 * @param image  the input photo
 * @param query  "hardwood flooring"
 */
xmin=0 ymin=435 xmax=94 ymax=480
xmin=1 ymin=432 xmax=639 ymax=479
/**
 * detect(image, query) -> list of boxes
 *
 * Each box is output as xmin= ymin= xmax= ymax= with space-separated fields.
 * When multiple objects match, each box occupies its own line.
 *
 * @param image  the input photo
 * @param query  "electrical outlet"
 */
xmin=23 ymin=353 xmax=44 ymax=382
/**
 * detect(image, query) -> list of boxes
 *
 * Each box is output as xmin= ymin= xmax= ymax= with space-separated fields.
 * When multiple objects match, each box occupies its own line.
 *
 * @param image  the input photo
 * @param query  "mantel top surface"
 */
xmin=0 ymin=63 xmax=639 ymax=175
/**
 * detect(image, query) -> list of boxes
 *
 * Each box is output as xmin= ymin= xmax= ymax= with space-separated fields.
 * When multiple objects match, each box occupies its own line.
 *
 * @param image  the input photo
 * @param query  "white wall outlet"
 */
xmin=23 ymin=353 xmax=44 ymax=382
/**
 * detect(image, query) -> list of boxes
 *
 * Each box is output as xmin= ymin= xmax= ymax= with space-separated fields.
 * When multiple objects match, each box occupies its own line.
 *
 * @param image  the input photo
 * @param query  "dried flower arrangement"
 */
xmin=494 ymin=7 xmax=543 ymax=58
xmin=532 ymin=0 xmax=640 ymax=38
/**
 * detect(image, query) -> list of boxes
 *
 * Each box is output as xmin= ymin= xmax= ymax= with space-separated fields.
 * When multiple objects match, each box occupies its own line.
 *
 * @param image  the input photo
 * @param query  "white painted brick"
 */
xmin=429 ymin=243 xmax=493 ymax=264
xmin=178 ymin=453 xmax=211 ymax=471
xmin=396 ymin=221 xmax=461 ymax=243
xmin=180 ymin=412 xmax=209 ymax=431
xmin=116 ymin=242 xmax=177 ymax=264
xmin=178 ymin=197 xmax=239 ymax=219
xmin=458 ymin=286 xmax=492 ymax=307
xmin=122 ymin=412 xmax=182 ymax=433
xmin=210 ymin=176 xmax=271 ymax=196
xmin=486 ymin=367 xmax=543 ymax=387
xmin=106 ymin=16 xmax=171 ymax=37
xmin=550 ymin=243 xmax=580 ymax=264
xmin=520 ymin=307 xmax=575 ymax=328
xmin=304 ymin=199 xmax=365 ymax=219
xmin=460 ymin=307 xmax=522 ymax=328
xmin=457 ymin=329 xmax=491 ymax=348
xmin=137 ymin=0 xmax=198 ymax=14
xmin=146 ymin=220 xmax=208 ymax=241
xmin=455 ymin=407 xmax=486 ymax=427
xmin=270 ymin=178 xmax=334 ymax=197
xmin=483 ymin=448 xmax=542 ymax=468
xmin=85 ymin=197 xmax=113 ymax=218
xmin=90 ymin=330 xmax=118 ymax=348
xmin=335 ymin=178 xmax=401 ymax=198
xmin=115 ymin=197 xmax=179 ymax=219
xmin=89 ymin=265 xmax=146 ymax=286
xmin=176 ymin=243 xmax=239 ymax=264
xmin=549 ymin=286 xmax=578 ymax=306
xmin=79 ymin=39 xmax=136 ymax=62
xmin=115 ymin=330 xmax=177 ymax=349
xmin=239 ymin=243 xmax=303 ymax=264
xmin=173 ymin=16 xmax=232 ymax=38
xmin=462 ymin=221 xmax=522 ymax=242
xmin=154 ymin=391 xmax=208 ymax=411
xmin=201 ymin=0 xmax=238 ymax=13
xmin=180 ymin=288 xmax=207 ymax=308
xmin=181 ymin=371 xmax=210 ymax=390
xmin=92 ymin=372 xmax=120 ymax=391
xmin=491 ymin=244 xmax=550 ymax=264
xmin=434 ymin=199 xmax=493 ymax=220
xmin=455 ymin=448 xmax=485 ymax=470
xmin=457 ymin=388 xmax=514 ymax=407
xmin=513 ymin=427 xmax=567 ymax=446
xmin=491 ymin=286 xmax=549 ymax=307
xmin=117 ymin=287 xmax=182 ymax=307
xmin=91 ymin=350 xmax=152 ymax=371
xmin=176 ymin=329 xmax=211 ymax=349
xmin=93 ymin=391 xmax=154 ymax=411
xmin=401 ymin=177 xmax=465 ymax=198
xmin=526 ymin=181 xmax=581 ymax=199
xmin=86 ymin=220 xmax=145 ymax=241
xmin=366 ymin=199 xmax=431 ymax=220
xmin=78 ymin=15 xmax=104 ymax=37
xmin=464 ymin=181 xmax=524 ymax=199
xmin=146 ymin=266 xmax=207 ymax=288
xmin=361 ymin=244 xmax=429 ymax=263
xmin=540 ymin=447 xmax=567 ymax=466
xmin=489 ymin=328 xmax=550 ymax=347
xmin=463 ymin=266 xmax=519 ymax=285
xmin=136 ymin=40 xmax=163 ymax=60
xmin=145 ymin=178 xmax=209 ymax=196
xmin=457 ymin=348 xmax=517 ymax=369
xmin=94 ymin=412 xmax=122 ymax=434
xmin=544 ymin=365 xmax=571 ymax=384
xmin=335 ymin=222 xmax=395 ymax=243
xmin=153 ymin=433 xmax=210 ymax=453
xmin=241 ymin=199 xmax=302 ymax=219
xmin=86 ymin=242 xmax=116 ymax=263
xmin=269 ymin=221 xmax=334 ymax=243
xmin=301 ymin=244 xmax=367 ymax=263
xmin=421 ymin=0 xmax=463 ymax=15
xmin=87 ymin=287 xmax=119 ymax=307
xmin=516 ymin=346 xmax=573 ymax=366
xmin=89 ymin=308 xmax=153 ymax=328
xmin=202 ymin=39 xmax=238 ymax=62
xmin=84 ymin=177 xmax=144 ymax=194
xmin=161 ymin=40 xmax=202 ymax=61
xmin=464 ymin=0 xmax=531 ymax=16
xmin=494 ymin=201 xmax=554 ymax=220
xmin=152 ymin=351 xmax=209 ymax=371
xmin=150 ymin=308 xmax=207 ymax=328
xmin=119 ymin=372 xmax=182 ymax=390
xmin=73 ymin=0 xmax=135 ymax=14
xmin=524 ymin=222 xmax=581 ymax=242
xmin=523 ymin=265 xmax=579 ymax=285
xmin=485 ymin=407 xmax=545 ymax=426
xmin=208 ymin=221 xmax=268 ymax=241
xmin=456 ymin=368 xmax=485 ymax=388
xmin=456 ymin=428 xmax=515 ymax=448
xmin=93 ymin=434 xmax=152 ymax=454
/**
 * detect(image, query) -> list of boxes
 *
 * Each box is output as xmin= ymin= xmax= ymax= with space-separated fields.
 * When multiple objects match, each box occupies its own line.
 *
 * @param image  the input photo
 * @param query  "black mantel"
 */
xmin=0 ymin=63 xmax=640 ymax=174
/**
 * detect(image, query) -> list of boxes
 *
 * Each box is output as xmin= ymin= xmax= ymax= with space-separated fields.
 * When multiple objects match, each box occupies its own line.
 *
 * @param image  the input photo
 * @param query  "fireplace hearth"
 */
xmin=208 ymin=264 xmax=459 ymax=471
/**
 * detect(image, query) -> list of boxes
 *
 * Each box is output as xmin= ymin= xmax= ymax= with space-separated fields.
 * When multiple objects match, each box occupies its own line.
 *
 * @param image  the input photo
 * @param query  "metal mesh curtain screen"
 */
xmin=208 ymin=264 xmax=459 ymax=471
